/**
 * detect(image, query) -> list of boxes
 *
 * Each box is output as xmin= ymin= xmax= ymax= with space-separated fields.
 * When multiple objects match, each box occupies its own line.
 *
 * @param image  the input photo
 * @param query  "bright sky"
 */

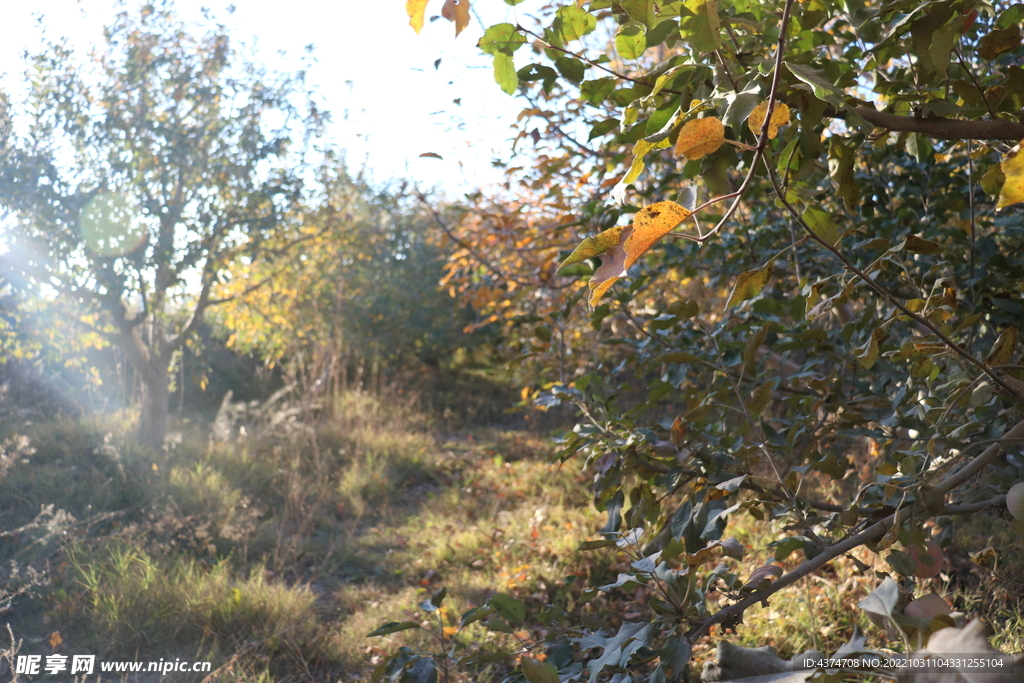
xmin=0 ymin=0 xmax=542 ymax=194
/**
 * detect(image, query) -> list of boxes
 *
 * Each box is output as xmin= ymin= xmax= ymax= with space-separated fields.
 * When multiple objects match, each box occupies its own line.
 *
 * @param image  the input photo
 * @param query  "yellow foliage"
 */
xmin=673 ymin=116 xmax=725 ymax=160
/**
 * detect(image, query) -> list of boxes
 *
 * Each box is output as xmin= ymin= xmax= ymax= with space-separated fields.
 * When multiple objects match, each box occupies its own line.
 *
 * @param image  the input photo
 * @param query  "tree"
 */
xmin=0 ymin=3 xmax=323 ymax=444
xmin=378 ymin=0 xmax=1024 ymax=679
xmin=211 ymin=165 xmax=483 ymax=394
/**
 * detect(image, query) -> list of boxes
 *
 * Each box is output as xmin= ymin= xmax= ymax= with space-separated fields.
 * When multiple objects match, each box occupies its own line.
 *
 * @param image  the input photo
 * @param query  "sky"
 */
xmin=0 ymin=0 xmax=543 ymax=195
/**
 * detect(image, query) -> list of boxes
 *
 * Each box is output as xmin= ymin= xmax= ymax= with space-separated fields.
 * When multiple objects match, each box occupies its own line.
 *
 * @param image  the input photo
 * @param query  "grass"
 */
xmin=0 ymin=380 xmax=1022 ymax=682
xmin=0 ymin=382 xmax=602 ymax=681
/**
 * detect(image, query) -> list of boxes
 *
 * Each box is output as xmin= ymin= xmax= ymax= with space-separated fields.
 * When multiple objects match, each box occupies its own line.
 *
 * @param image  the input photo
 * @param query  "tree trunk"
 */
xmin=117 ymin=325 xmax=173 ymax=447
xmin=140 ymin=358 xmax=171 ymax=447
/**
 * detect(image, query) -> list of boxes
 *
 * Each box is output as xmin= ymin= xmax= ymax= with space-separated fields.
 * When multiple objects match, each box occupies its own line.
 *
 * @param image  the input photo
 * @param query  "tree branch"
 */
xmin=838 ymin=106 xmax=1024 ymax=141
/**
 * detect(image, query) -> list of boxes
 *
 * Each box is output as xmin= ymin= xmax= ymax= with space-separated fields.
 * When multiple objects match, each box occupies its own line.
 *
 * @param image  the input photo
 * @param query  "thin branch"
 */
xmin=688 ymin=511 xmax=895 ymax=644
xmin=934 ymin=416 xmax=1024 ymax=495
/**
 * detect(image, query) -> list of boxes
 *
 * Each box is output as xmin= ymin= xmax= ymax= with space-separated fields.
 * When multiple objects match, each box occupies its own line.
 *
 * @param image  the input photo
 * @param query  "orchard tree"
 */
xmin=0 ymin=3 xmax=323 ymax=444
xmin=372 ymin=0 xmax=1024 ymax=680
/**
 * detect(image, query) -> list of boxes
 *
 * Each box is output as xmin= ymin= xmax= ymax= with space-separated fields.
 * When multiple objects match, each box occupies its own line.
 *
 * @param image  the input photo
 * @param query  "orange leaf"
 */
xmin=623 ymin=201 xmax=692 ymax=269
xmin=674 ymin=116 xmax=725 ymax=160
xmin=407 ymin=0 xmax=430 ymax=33
xmin=441 ymin=0 xmax=471 ymax=37
xmin=747 ymin=100 xmax=791 ymax=140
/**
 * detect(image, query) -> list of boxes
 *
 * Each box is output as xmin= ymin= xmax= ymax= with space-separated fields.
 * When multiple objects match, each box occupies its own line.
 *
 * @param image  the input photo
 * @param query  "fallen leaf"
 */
xmin=674 ymin=116 xmax=725 ymax=160
xmin=419 ymin=152 xmax=444 ymax=160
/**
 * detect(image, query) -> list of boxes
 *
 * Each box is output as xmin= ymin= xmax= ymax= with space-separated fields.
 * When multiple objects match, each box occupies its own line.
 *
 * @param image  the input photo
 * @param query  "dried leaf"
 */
xmin=978 ymin=25 xmax=1021 ymax=60
xmin=441 ymin=0 xmax=471 ymax=37
xmin=747 ymin=101 xmax=791 ymax=140
xmin=418 ymin=152 xmax=444 ymax=160
xmin=997 ymin=140 xmax=1024 ymax=210
xmin=674 ymin=116 xmax=725 ymax=160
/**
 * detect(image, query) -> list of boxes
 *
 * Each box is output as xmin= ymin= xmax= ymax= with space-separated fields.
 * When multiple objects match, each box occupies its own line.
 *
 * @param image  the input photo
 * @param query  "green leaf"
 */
xmin=493 ymin=53 xmax=519 ymax=95
xmin=556 ymin=5 xmax=597 ymax=42
xmin=490 ymin=593 xmax=526 ymax=623
xmin=555 ymin=56 xmax=587 ymax=83
xmin=430 ymin=586 xmax=447 ymax=608
xmin=787 ymin=62 xmax=845 ymax=107
xmin=726 ymin=264 xmax=773 ymax=308
xmin=904 ymin=234 xmax=942 ymax=255
xmin=479 ymin=23 xmax=526 ymax=56
xmin=460 ymin=606 xmax=489 ymax=627
xmin=521 ymin=656 xmax=560 ymax=683
xmin=558 ymin=226 xmax=625 ymax=272
xmin=622 ymin=0 xmax=659 ymax=28
xmin=588 ymin=118 xmax=621 ymax=140
xmin=578 ymin=538 xmax=619 ymax=550
xmin=802 ymin=206 xmax=841 ymax=246
xmin=366 ymin=621 xmax=421 ymax=637
xmin=828 ymin=137 xmax=861 ymax=212
xmin=400 ymin=658 xmax=437 ymax=683
xmin=680 ymin=0 xmax=723 ymax=52
xmin=616 ymin=22 xmax=648 ymax=60
xmin=483 ymin=616 xmax=515 ymax=633
xmin=887 ymin=550 xmax=918 ymax=575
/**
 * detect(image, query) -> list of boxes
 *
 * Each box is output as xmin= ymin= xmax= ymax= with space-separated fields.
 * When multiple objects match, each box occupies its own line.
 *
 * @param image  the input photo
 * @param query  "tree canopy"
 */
xmin=0 ymin=3 xmax=324 ymax=443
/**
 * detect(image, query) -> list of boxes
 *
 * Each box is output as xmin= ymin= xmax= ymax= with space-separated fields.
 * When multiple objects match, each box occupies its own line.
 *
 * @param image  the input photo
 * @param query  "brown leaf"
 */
xmin=674 ymin=116 xmax=725 ymax=160
xmin=441 ymin=0 xmax=471 ymax=37
xmin=418 ymin=152 xmax=444 ymax=160
xmin=747 ymin=101 xmax=791 ymax=139
xmin=588 ymin=239 xmax=629 ymax=306
xmin=978 ymin=25 xmax=1021 ymax=60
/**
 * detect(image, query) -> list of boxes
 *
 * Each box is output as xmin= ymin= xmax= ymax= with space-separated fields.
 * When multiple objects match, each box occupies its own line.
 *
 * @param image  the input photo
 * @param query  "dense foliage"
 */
xmin=371 ymin=0 xmax=1024 ymax=681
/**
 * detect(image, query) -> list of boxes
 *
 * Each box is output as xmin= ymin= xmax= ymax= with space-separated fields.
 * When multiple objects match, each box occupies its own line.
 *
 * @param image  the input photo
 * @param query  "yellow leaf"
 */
xmin=673 ymin=117 xmax=725 ymax=160
xmin=985 ymin=326 xmax=1018 ymax=366
xmin=557 ymin=226 xmax=625 ymax=273
xmin=407 ymin=0 xmax=430 ymax=33
xmin=588 ymin=240 xmax=628 ymax=306
xmin=623 ymin=201 xmax=692 ymax=269
xmin=726 ymin=263 xmax=772 ymax=308
xmin=997 ymin=141 xmax=1024 ymax=210
xmin=747 ymin=100 xmax=791 ymax=140
xmin=441 ymin=0 xmax=471 ymax=37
